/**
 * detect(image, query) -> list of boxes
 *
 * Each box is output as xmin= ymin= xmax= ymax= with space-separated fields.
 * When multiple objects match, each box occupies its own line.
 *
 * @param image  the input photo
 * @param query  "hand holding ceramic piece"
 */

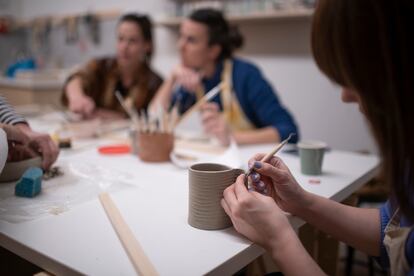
xmin=0 ymin=156 xmax=42 ymax=183
xmin=188 ymin=163 xmax=244 ymax=230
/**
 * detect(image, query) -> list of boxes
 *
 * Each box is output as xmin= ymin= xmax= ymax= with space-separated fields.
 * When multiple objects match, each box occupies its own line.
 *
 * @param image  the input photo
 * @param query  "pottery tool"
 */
xmin=98 ymin=144 xmax=131 ymax=155
xmin=115 ymin=91 xmax=139 ymax=125
xmin=140 ymin=110 xmax=148 ymax=133
xmin=244 ymin=133 xmax=296 ymax=188
xmin=175 ymin=82 xmax=223 ymax=128
xmin=99 ymin=192 xmax=159 ymax=276
xmin=168 ymin=101 xmax=180 ymax=133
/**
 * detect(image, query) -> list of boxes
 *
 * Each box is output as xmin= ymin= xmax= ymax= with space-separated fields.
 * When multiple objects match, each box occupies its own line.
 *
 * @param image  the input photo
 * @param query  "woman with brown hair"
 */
xmin=222 ymin=0 xmax=414 ymax=274
xmin=62 ymin=13 xmax=163 ymax=119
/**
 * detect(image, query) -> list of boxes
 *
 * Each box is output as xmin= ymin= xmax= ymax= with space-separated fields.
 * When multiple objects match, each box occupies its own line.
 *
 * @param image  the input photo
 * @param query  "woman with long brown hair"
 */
xmin=222 ymin=0 xmax=414 ymax=274
xmin=62 ymin=13 xmax=162 ymax=119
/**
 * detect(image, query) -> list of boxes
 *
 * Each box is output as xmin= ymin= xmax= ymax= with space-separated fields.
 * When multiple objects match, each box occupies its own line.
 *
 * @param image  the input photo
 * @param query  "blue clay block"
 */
xmin=15 ymin=167 xmax=43 ymax=198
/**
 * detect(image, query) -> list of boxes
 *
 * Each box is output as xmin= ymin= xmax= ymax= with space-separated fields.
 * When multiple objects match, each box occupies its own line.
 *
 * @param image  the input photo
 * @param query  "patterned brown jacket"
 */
xmin=62 ymin=57 xmax=163 ymax=112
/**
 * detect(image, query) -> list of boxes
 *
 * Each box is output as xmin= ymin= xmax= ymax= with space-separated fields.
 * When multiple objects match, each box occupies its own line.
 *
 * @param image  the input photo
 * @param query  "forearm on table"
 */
xmin=297 ymin=192 xmax=381 ymax=256
xmin=232 ymin=127 xmax=280 ymax=145
xmin=270 ymin=227 xmax=326 ymax=276
xmin=64 ymin=77 xmax=84 ymax=100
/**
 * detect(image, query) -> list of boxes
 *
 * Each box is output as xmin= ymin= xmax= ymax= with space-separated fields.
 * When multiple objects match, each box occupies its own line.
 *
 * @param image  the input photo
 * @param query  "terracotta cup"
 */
xmin=137 ymin=132 xmax=174 ymax=162
xmin=188 ymin=163 xmax=244 ymax=230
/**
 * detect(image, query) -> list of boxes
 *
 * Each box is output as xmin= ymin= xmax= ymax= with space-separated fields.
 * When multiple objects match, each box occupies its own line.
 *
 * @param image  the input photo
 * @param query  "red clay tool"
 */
xmin=98 ymin=144 xmax=131 ymax=155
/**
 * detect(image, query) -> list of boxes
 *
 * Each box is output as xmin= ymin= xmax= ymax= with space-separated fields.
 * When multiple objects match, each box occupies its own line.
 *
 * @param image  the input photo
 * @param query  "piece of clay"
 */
xmin=15 ymin=167 xmax=43 ymax=198
xmin=43 ymin=166 xmax=64 ymax=180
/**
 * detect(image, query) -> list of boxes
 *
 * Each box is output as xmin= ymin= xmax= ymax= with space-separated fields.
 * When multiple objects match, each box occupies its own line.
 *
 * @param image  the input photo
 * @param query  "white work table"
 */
xmin=0 ymin=142 xmax=379 ymax=275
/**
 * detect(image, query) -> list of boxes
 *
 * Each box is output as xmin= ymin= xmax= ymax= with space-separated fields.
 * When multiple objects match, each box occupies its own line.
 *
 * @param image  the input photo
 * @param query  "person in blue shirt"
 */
xmin=151 ymin=9 xmax=298 ymax=146
xmin=222 ymin=0 xmax=414 ymax=275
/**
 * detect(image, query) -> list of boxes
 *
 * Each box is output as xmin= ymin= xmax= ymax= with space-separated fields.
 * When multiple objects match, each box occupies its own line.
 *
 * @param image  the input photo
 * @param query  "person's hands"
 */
xmin=221 ymin=174 xmax=296 ymax=251
xmin=172 ymin=65 xmax=203 ymax=93
xmin=247 ymin=154 xmax=310 ymax=216
xmin=0 ymin=124 xmax=38 ymax=162
xmin=6 ymin=143 xmax=37 ymax=162
xmin=89 ymin=108 xmax=125 ymax=121
xmin=16 ymin=124 xmax=59 ymax=170
xmin=200 ymin=102 xmax=232 ymax=146
xmin=0 ymin=123 xmax=30 ymax=145
xmin=68 ymin=92 xmax=96 ymax=119
xmin=65 ymin=77 xmax=96 ymax=118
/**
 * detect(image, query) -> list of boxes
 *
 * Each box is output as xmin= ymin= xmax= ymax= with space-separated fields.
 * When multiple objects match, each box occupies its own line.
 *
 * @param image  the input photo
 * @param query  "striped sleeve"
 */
xmin=0 ymin=96 xmax=27 ymax=125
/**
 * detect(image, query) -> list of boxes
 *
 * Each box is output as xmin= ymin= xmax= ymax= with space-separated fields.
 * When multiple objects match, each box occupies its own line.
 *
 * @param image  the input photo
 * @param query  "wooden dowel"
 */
xmin=174 ymin=82 xmax=223 ymax=128
xmin=99 ymin=192 xmax=159 ymax=276
xmin=169 ymin=103 xmax=180 ymax=133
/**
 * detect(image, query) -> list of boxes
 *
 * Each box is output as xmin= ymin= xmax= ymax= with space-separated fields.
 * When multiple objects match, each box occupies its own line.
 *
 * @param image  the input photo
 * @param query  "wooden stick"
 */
xmin=99 ymin=192 xmax=159 ymax=276
xmin=140 ymin=110 xmax=148 ymax=133
xmin=168 ymin=102 xmax=180 ymax=133
xmin=162 ymin=109 xmax=168 ymax=133
xmin=174 ymin=82 xmax=223 ymax=128
xmin=245 ymin=133 xmax=296 ymax=179
xmin=115 ymin=91 xmax=139 ymax=125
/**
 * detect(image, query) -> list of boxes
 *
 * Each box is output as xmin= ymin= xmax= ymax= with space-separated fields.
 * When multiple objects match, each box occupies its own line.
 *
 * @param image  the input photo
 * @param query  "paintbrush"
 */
xmin=244 ymin=133 xmax=296 ymax=188
xmin=175 ymin=82 xmax=223 ymax=128
xmin=115 ymin=91 xmax=139 ymax=125
xmin=168 ymin=101 xmax=180 ymax=133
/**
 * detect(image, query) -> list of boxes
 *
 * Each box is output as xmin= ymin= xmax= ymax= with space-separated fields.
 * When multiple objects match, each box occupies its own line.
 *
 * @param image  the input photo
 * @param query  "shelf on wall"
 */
xmin=14 ymin=9 xmax=121 ymax=30
xmin=156 ymin=8 xmax=314 ymax=27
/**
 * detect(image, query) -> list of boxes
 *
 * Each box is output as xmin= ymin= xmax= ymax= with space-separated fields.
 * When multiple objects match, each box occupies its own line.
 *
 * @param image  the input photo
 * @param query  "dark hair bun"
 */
xmin=228 ymin=25 xmax=244 ymax=51
xmin=189 ymin=8 xmax=244 ymax=59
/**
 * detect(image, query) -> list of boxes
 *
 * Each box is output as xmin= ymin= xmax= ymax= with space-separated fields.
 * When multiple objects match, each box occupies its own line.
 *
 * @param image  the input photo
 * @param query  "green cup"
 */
xmin=297 ymin=141 xmax=327 ymax=175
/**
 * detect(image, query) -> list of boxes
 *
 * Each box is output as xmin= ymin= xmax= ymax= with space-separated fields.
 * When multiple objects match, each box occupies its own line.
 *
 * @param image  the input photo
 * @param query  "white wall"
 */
xmin=0 ymin=0 xmax=27 ymax=71
xmin=0 ymin=0 xmax=21 ymax=16
xmin=13 ymin=0 xmax=377 ymax=153
xmin=238 ymin=20 xmax=376 ymax=153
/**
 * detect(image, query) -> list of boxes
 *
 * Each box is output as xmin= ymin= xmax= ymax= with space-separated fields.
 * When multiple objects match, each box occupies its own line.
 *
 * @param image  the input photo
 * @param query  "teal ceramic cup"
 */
xmin=297 ymin=141 xmax=327 ymax=175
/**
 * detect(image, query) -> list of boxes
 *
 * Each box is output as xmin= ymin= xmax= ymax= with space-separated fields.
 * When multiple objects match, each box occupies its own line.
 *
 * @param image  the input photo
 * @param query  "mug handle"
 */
xmin=232 ymin=168 xmax=245 ymax=180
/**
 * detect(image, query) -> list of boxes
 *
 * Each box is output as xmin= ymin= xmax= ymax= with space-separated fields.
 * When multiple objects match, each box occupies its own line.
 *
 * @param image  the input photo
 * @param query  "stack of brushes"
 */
xmin=115 ymin=91 xmax=181 ymax=134
xmin=116 ymin=82 xmax=223 ymax=135
xmin=133 ymin=105 xmax=180 ymax=134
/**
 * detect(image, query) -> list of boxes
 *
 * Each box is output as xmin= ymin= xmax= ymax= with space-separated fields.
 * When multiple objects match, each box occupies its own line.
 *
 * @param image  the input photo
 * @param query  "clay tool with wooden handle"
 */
xmin=174 ymin=82 xmax=223 ymax=128
xmin=244 ymin=133 xmax=296 ymax=188
xmin=115 ymin=91 xmax=139 ymax=125
xmin=99 ymin=192 xmax=159 ymax=276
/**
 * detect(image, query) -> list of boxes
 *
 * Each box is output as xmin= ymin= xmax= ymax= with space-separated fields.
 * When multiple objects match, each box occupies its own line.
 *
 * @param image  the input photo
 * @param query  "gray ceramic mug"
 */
xmin=188 ymin=163 xmax=244 ymax=230
xmin=297 ymin=141 xmax=327 ymax=175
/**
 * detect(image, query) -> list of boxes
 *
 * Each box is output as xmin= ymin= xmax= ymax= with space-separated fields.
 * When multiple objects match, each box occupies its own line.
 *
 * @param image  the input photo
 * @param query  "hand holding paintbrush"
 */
xmin=172 ymin=82 xmax=224 ymax=130
xmin=245 ymin=133 xmax=296 ymax=193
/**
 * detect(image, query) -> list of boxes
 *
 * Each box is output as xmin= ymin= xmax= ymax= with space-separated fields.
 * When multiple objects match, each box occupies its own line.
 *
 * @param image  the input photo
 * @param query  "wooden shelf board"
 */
xmin=156 ymin=9 xmax=314 ymax=27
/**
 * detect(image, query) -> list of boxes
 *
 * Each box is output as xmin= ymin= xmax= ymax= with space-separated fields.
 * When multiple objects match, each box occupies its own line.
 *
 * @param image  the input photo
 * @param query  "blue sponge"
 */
xmin=15 ymin=167 xmax=43 ymax=198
